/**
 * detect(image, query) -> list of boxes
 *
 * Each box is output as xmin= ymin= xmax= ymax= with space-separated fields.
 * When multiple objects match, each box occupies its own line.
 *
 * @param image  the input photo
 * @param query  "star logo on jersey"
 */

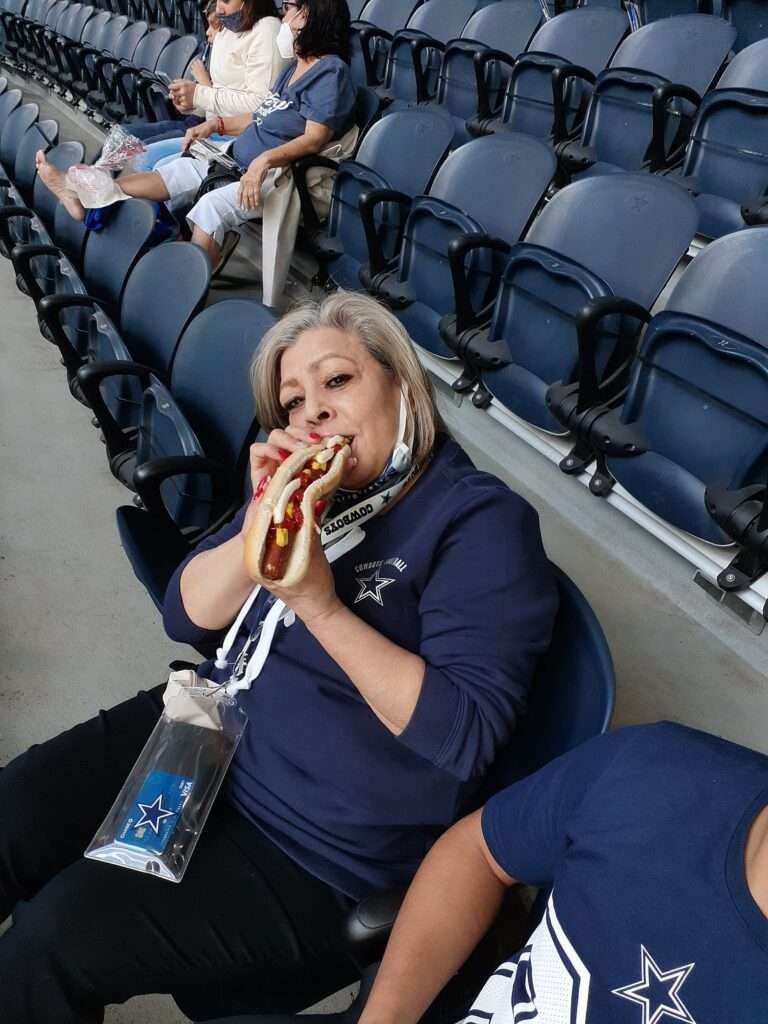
xmin=612 ymin=946 xmax=697 ymax=1024
xmin=135 ymin=794 xmax=176 ymax=835
xmin=354 ymin=567 xmax=396 ymax=606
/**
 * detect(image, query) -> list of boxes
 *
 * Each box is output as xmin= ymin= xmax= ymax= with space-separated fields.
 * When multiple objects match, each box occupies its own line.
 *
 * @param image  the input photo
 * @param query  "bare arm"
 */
xmin=359 ymin=811 xmax=516 ymax=1024
xmin=237 ymin=120 xmax=334 ymax=210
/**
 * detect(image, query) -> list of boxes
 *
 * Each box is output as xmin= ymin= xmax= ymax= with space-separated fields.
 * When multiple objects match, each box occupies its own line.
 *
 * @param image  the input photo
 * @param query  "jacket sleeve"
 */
xmin=162 ymin=503 xmax=249 ymax=646
xmin=397 ymin=490 xmax=559 ymax=782
xmin=194 ymin=20 xmax=283 ymax=118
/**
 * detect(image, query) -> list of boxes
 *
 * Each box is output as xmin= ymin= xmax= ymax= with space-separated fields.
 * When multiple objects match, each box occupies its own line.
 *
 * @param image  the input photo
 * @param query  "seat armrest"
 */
xmin=409 ymin=35 xmax=445 ymax=103
xmin=551 ymin=64 xmax=596 ymax=144
xmin=574 ymin=295 xmax=650 ymax=410
xmin=473 ymin=48 xmax=517 ymax=121
xmin=344 ymin=885 xmax=408 ymax=971
xmin=448 ymin=232 xmax=511 ymax=334
xmin=649 ymin=82 xmax=701 ymax=171
xmin=358 ymin=187 xmax=412 ymax=279
xmin=293 ymin=154 xmax=340 ymax=236
xmin=741 ymin=198 xmax=768 ymax=226
xmin=10 ymin=241 xmax=61 ymax=305
xmin=77 ymin=358 xmax=159 ymax=457
xmin=354 ymin=23 xmax=393 ymax=86
xmin=134 ymin=455 xmax=239 ymax=526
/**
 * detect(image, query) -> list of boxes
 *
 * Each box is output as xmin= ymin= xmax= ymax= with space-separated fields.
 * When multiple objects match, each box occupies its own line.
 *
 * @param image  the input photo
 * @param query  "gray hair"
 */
xmin=250 ymin=291 xmax=444 ymax=468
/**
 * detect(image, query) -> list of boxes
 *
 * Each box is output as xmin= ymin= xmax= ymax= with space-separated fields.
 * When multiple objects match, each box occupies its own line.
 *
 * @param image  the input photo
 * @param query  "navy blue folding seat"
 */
xmin=469 ymin=7 xmax=629 ymax=143
xmin=71 ymin=12 xmax=128 ymax=102
xmin=721 ymin=0 xmax=768 ymax=51
xmin=347 ymin=0 xmax=370 ymax=18
xmin=11 ymin=196 xmax=88 ymax=305
xmin=56 ymin=243 xmax=211 ymax=475
xmin=86 ymin=18 xmax=147 ymax=114
xmin=637 ymin=0 xmax=710 ymax=21
xmin=663 ymin=38 xmax=768 ymax=239
xmin=109 ymin=300 xmax=277 ymax=608
xmin=349 ymin=0 xmax=421 ymax=87
xmin=23 ymin=0 xmax=64 ymax=72
xmin=295 ymin=108 xmax=453 ymax=291
xmin=0 ymin=115 xmax=58 ymax=254
xmin=364 ymin=132 xmax=557 ymax=360
xmin=377 ymin=0 xmax=482 ymax=107
xmin=35 ymin=198 xmax=156 ymax=387
xmin=548 ymin=230 xmax=768 ymax=586
xmin=0 ymin=87 xmax=20 ymax=138
xmin=132 ymin=32 xmax=198 ymax=122
xmin=104 ymin=23 xmax=174 ymax=121
xmin=454 ymin=174 xmax=697 ymax=433
xmin=46 ymin=2 xmax=94 ymax=87
xmin=557 ymin=14 xmax=736 ymax=179
xmin=0 ymin=0 xmax=27 ymax=60
xmin=0 ymin=101 xmax=39 ymax=196
xmin=57 ymin=6 xmax=106 ymax=95
xmin=422 ymin=0 xmax=544 ymax=146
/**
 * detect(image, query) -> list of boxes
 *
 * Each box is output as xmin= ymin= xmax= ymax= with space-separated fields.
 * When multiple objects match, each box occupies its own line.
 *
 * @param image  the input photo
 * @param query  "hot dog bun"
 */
xmin=244 ymin=437 xmax=351 ymax=586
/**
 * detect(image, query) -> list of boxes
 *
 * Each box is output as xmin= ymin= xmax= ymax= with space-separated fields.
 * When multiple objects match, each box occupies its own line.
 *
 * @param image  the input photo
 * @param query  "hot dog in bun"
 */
xmin=244 ymin=435 xmax=352 ymax=585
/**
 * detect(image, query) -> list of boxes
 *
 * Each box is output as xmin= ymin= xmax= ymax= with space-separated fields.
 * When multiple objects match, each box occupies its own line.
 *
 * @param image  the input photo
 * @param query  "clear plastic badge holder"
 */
xmin=85 ymin=673 xmax=247 ymax=883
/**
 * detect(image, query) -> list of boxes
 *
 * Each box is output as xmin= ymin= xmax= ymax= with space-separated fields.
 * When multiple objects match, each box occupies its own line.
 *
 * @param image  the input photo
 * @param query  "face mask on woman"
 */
xmin=219 ymin=10 xmax=242 ymax=31
xmin=276 ymin=19 xmax=296 ymax=58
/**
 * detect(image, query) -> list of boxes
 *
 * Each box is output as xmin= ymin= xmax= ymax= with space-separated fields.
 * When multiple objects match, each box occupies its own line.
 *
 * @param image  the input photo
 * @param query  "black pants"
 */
xmin=0 ymin=686 xmax=358 ymax=1023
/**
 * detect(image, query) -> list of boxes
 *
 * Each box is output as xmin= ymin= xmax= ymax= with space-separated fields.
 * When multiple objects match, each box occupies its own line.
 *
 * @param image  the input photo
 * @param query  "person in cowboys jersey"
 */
xmin=354 ymin=722 xmax=768 ymax=1024
xmin=0 ymin=292 xmax=557 ymax=1021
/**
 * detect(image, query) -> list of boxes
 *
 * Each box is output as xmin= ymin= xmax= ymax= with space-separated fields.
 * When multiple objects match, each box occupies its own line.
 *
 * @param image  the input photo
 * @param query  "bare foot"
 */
xmin=35 ymin=150 xmax=86 ymax=221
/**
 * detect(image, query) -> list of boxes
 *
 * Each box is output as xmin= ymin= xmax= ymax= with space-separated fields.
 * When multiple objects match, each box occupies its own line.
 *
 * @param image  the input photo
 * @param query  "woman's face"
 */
xmin=216 ymin=0 xmax=243 ymax=17
xmin=282 ymin=1 xmax=307 ymax=33
xmin=279 ymin=327 xmax=402 ymax=489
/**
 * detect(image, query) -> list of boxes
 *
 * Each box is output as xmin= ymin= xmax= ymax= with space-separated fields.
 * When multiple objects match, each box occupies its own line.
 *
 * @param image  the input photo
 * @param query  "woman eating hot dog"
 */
xmin=0 ymin=292 xmax=558 ymax=1022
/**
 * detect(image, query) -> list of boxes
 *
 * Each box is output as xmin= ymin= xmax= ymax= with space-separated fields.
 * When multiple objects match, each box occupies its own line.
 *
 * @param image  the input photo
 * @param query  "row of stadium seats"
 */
xmin=0 ymin=0 xmax=199 ymax=123
xmin=0 ymin=77 xmax=765 ymax=601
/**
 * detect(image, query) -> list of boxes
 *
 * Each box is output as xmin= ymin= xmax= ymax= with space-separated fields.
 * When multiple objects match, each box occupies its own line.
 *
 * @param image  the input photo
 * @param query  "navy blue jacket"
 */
xmin=164 ymin=438 xmax=558 ymax=898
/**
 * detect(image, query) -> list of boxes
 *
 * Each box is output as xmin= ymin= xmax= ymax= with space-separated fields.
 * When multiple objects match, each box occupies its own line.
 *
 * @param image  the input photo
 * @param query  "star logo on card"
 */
xmin=613 ymin=946 xmax=697 ymax=1024
xmin=354 ymin=567 xmax=396 ymax=606
xmin=135 ymin=794 xmax=176 ymax=836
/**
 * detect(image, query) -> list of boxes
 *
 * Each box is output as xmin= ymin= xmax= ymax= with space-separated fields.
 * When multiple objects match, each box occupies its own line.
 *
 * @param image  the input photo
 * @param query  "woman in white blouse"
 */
xmin=131 ymin=0 xmax=288 ymax=168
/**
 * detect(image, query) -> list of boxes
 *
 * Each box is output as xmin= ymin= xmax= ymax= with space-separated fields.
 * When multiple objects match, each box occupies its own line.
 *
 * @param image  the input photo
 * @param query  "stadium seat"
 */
xmin=0 ymin=100 xmax=40 ymax=197
xmin=113 ymin=299 xmax=277 ymax=610
xmin=363 ymin=132 xmax=557 ymax=361
xmin=71 ymin=12 xmax=129 ymax=105
xmin=295 ymin=108 xmax=454 ymax=291
xmin=547 ymin=229 xmax=768 ymax=558
xmin=349 ymin=0 xmax=421 ymax=88
xmin=423 ymin=0 xmax=545 ymax=146
xmin=453 ymin=173 xmax=697 ymax=430
xmin=85 ymin=18 xmax=148 ymax=116
xmin=11 ymin=192 xmax=88 ymax=303
xmin=102 ymin=23 xmax=174 ymax=121
xmin=664 ymin=37 xmax=768 ymax=239
xmin=721 ymin=0 xmax=768 ymax=52
xmin=375 ymin=0 xmax=483 ymax=106
xmin=35 ymin=197 xmax=156 ymax=386
xmin=638 ymin=0 xmax=711 ymax=21
xmin=0 ymin=113 xmax=58 ymax=253
xmin=468 ymin=7 xmax=629 ymax=143
xmin=46 ymin=2 xmax=95 ymax=90
xmin=132 ymin=31 xmax=198 ymax=123
xmin=172 ymin=561 xmax=615 ymax=1021
xmin=557 ymin=14 xmax=736 ymax=180
xmin=63 ymin=241 xmax=210 ymax=474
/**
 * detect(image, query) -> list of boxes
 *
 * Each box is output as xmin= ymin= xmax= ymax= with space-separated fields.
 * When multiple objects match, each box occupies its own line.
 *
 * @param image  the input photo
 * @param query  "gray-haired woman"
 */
xmin=0 ymin=293 xmax=558 ymax=1021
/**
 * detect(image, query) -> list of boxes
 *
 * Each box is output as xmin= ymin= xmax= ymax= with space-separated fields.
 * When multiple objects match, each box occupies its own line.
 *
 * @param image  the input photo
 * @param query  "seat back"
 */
xmin=68 ymin=2 xmax=94 ymax=41
xmin=118 ymin=240 xmax=211 ymax=371
xmin=152 ymin=30 xmax=197 ymax=79
xmin=639 ymin=0 xmax=708 ymax=21
xmin=81 ymin=197 xmax=156 ymax=309
xmin=138 ymin=300 xmax=277 ymax=528
xmin=0 ymin=89 xmax=21 ymax=138
xmin=721 ymin=0 xmax=768 ymax=52
xmin=436 ymin=0 xmax=543 ymax=142
xmin=500 ymin=7 xmax=629 ymax=137
xmin=716 ymin=35 xmax=768 ymax=91
xmin=130 ymin=23 xmax=172 ymax=71
xmin=113 ymin=17 xmax=147 ymax=61
xmin=7 ymin=116 xmax=56 ymax=212
xmin=80 ymin=8 xmax=110 ymax=47
xmin=97 ymin=10 xmax=127 ymax=54
xmin=327 ymin=108 xmax=454 ymax=273
xmin=400 ymin=133 xmax=556 ymax=328
xmin=0 ymin=101 xmax=37 ymax=176
xmin=473 ymin=174 xmax=698 ymax=432
xmin=349 ymin=0 xmax=420 ymax=86
xmin=607 ymin=229 xmax=768 ymax=543
xmin=478 ymin=564 xmax=614 ymax=797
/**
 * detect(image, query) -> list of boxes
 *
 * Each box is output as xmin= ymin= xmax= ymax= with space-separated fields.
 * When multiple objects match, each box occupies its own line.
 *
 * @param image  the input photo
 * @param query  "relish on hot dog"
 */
xmin=244 ymin=435 xmax=351 ymax=586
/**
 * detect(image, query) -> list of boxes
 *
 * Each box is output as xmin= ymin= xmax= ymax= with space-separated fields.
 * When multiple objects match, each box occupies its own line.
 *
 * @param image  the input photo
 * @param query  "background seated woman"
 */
xmin=0 ymin=292 xmax=557 ymax=1022
xmin=35 ymin=0 xmax=354 ymax=270
xmin=131 ymin=0 xmax=287 ymax=170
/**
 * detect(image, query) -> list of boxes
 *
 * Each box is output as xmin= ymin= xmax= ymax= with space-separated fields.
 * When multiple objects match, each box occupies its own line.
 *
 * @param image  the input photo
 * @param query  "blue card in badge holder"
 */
xmin=116 ymin=770 xmax=195 ymax=856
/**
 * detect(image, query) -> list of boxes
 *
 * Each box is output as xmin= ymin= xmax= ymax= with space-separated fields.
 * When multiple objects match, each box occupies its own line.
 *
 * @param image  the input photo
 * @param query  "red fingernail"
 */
xmin=314 ymin=499 xmax=327 ymax=516
xmin=277 ymin=449 xmax=289 ymax=461
xmin=254 ymin=474 xmax=269 ymax=499
xmin=308 ymin=432 xmax=321 ymax=441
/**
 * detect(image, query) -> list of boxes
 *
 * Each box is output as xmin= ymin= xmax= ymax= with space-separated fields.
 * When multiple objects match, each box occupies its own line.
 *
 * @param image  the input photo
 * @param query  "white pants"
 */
xmin=155 ymin=156 xmax=261 ymax=246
